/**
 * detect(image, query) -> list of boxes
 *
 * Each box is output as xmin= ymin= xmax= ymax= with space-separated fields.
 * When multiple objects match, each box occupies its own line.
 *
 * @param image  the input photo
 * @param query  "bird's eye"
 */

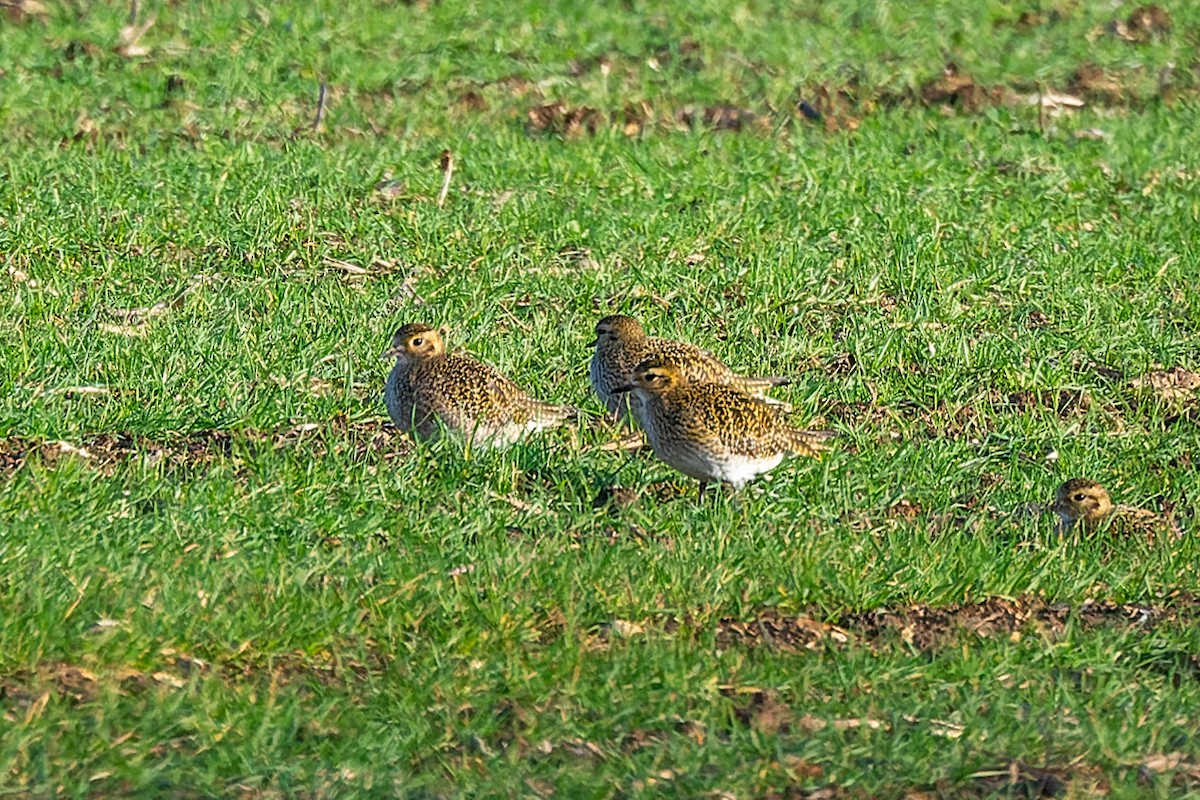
xmin=1074 ymin=493 xmax=1086 ymax=502
xmin=412 ymin=337 xmax=424 ymax=346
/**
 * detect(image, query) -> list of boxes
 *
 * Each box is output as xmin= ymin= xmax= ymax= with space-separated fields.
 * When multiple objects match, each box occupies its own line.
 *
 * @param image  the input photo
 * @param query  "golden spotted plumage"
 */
xmin=619 ymin=357 xmax=831 ymax=492
xmin=589 ymin=314 xmax=791 ymax=423
xmin=383 ymin=323 xmax=575 ymax=448
xmin=1051 ymin=478 xmax=1179 ymax=541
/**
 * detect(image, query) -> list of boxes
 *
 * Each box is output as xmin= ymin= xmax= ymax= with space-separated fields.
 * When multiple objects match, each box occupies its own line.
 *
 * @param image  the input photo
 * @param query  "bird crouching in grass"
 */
xmin=383 ymin=323 xmax=576 ymax=449
xmin=1051 ymin=478 xmax=1181 ymax=542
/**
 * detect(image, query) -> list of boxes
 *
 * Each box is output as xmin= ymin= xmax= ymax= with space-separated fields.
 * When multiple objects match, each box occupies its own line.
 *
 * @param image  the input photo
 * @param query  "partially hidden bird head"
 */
xmin=1052 ymin=478 xmax=1114 ymax=530
xmin=590 ymin=314 xmax=646 ymax=348
xmin=382 ymin=323 xmax=446 ymax=363
xmin=614 ymin=356 xmax=686 ymax=396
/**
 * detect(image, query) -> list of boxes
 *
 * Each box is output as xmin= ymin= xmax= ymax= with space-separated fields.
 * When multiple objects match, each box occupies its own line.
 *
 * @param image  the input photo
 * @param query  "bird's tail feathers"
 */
xmin=734 ymin=374 xmax=794 ymax=397
xmin=787 ymin=428 xmax=836 ymax=456
xmin=531 ymin=401 xmax=578 ymax=426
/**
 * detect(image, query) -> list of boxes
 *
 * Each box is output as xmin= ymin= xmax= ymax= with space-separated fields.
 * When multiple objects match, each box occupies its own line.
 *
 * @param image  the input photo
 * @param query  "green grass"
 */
xmin=2 ymin=0 xmax=1200 ymax=797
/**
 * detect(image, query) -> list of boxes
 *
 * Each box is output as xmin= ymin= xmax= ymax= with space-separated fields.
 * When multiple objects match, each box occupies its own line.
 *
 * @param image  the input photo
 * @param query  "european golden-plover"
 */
xmin=614 ymin=356 xmax=832 ymax=494
xmin=383 ymin=323 xmax=575 ymax=448
xmin=1051 ymin=478 xmax=1177 ymax=540
xmin=589 ymin=314 xmax=791 ymax=423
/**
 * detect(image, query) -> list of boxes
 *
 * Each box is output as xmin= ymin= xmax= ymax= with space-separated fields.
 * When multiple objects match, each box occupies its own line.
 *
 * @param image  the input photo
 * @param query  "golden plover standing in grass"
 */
xmin=614 ymin=357 xmax=832 ymax=495
xmin=1051 ymin=478 xmax=1179 ymax=541
xmin=383 ymin=323 xmax=575 ymax=448
xmin=589 ymin=314 xmax=792 ymax=423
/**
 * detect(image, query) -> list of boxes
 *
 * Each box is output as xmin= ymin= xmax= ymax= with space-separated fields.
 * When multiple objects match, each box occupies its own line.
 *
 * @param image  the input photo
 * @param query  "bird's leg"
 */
xmin=697 ymin=481 xmax=709 ymax=502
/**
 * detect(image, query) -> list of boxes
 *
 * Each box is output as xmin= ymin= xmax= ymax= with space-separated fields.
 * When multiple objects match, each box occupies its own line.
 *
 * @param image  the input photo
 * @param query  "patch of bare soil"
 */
xmin=593 ymin=479 xmax=694 ymax=509
xmin=1131 ymin=366 xmax=1200 ymax=401
xmin=749 ymin=754 xmax=1200 ymax=799
xmin=509 ymin=53 xmax=1181 ymax=139
xmin=694 ymin=594 xmax=1199 ymax=655
xmin=1069 ymin=62 xmax=1136 ymax=105
xmin=712 ymin=610 xmax=852 ymax=652
xmin=527 ymin=99 xmax=768 ymax=137
xmin=1002 ymin=389 xmax=1089 ymax=415
xmin=837 ymin=594 xmax=1194 ymax=651
xmin=676 ymin=103 xmax=767 ymax=132
xmin=919 ymin=763 xmax=1075 ymax=798
xmin=526 ymin=101 xmax=604 ymax=137
xmin=1110 ymin=4 xmax=1171 ymax=43
xmin=2 ymin=647 xmax=389 ymax=721
xmin=912 ymin=63 xmax=1009 ymax=113
xmin=220 ymin=647 xmax=387 ymax=691
xmin=0 ymin=658 xmax=216 ymax=719
xmin=0 ymin=418 xmax=409 ymax=477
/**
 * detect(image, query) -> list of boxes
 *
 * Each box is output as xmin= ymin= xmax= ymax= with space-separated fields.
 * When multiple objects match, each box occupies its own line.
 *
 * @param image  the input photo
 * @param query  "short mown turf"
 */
xmin=2 ymin=1 xmax=1199 ymax=796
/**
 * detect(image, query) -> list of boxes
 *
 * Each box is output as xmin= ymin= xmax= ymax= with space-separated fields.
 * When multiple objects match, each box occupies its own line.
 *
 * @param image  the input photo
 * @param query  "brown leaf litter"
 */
xmin=527 ymin=100 xmax=768 ymax=137
xmin=2 ymin=648 xmax=388 ymax=722
xmin=0 ymin=660 xmax=209 ymax=719
xmin=2 ymin=0 xmax=49 ymax=24
xmin=1003 ymin=389 xmax=1090 ymax=415
xmin=837 ymin=595 xmax=1190 ymax=651
xmin=1110 ymin=5 xmax=1171 ymax=43
xmin=914 ymin=63 xmax=1007 ymax=113
xmin=676 ymin=103 xmax=767 ymax=132
xmin=655 ymin=594 xmax=1200 ymax=656
xmin=710 ymin=610 xmax=852 ymax=652
xmin=1131 ymin=366 xmax=1200 ymax=401
xmin=527 ymin=101 xmax=603 ymax=137
xmin=1069 ymin=63 xmax=1138 ymax=106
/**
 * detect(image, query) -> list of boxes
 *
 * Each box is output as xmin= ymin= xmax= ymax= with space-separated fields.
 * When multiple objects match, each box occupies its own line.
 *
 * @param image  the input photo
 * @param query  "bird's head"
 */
xmin=382 ymin=322 xmax=446 ymax=362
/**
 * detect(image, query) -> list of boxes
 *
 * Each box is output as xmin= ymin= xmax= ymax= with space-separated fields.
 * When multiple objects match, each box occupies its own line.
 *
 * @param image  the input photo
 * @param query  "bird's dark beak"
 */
xmin=587 ymin=337 xmax=599 ymax=348
xmin=612 ymin=384 xmax=634 ymax=394
xmin=380 ymin=347 xmax=402 ymax=361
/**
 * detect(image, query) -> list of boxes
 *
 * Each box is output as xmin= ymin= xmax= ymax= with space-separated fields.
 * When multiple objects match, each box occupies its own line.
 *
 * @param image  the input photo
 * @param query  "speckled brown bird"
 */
xmin=1051 ymin=478 xmax=1179 ymax=541
xmin=383 ymin=323 xmax=575 ymax=448
xmin=589 ymin=314 xmax=792 ymax=423
xmin=615 ymin=357 xmax=832 ymax=494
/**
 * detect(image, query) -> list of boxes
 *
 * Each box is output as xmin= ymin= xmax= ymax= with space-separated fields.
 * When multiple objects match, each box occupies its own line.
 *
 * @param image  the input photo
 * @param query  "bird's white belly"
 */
xmin=714 ymin=454 xmax=785 ymax=489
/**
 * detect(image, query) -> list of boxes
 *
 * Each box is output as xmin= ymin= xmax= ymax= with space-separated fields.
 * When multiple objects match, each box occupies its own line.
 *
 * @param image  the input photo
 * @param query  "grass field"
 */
xmin=2 ymin=0 xmax=1200 ymax=796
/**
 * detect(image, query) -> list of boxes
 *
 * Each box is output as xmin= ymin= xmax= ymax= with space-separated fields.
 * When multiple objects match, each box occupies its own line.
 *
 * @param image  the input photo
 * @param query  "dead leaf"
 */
xmin=455 ymin=90 xmax=488 ymax=112
xmin=49 ymin=441 xmax=93 ymax=460
xmin=833 ymin=716 xmax=887 ymax=731
xmin=152 ymin=671 xmax=185 ymax=689
xmin=607 ymin=620 xmax=644 ymax=637
xmin=903 ymin=714 xmax=964 ymax=738
xmin=116 ymin=16 xmax=155 ymax=58
xmin=106 ymin=276 xmax=207 ymax=324
xmin=527 ymin=102 xmax=602 ymax=137
xmin=3 ymin=0 xmax=49 ymax=24
xmin=676 ymin=104 xmax=761 ymax=131
xmin=98 ymin=322 xmax=146 ymax=337
xmin=725 ymin=689 xmax=794 ymax=735
xmin=1131 ymin=366 xmax=1200 ymax=400
xmin=1070 ymin=63 xmax=1128 ymax=104
xmin=1028 ymin=90 xmax=1085 ymax=109
xmin=1113 ymin=5 xmax=1171 ymax=42
xmin=56 ymin=385 xmax=110 ymax=397
xmin=1142 ymin=753 xmax=1187 ymax=773
xmin=483 ymin=489 xmax=543 ymax=514
xmin=437 ymin=149 xmax=454 ymax=208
